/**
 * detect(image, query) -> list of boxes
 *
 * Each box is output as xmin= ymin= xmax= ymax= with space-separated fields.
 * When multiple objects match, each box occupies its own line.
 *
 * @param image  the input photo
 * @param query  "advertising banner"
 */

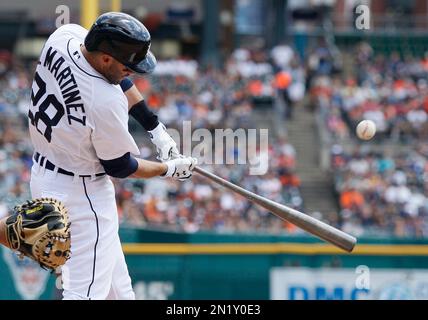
xmin=270 ymin=267 xmax=428 ymax=300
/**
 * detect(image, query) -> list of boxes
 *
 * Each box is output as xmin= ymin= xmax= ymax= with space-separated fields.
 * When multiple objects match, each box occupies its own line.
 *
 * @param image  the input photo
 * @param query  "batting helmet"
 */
xmin=84 ymin=12 xmax=156 ymax=74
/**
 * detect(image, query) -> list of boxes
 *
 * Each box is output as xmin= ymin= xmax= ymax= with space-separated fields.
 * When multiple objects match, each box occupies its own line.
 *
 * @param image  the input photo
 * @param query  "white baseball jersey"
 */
xmin=28 ymin=24 xmax=138 ymax=300
xmin=29 ymin=23 xmax=139 ymax=175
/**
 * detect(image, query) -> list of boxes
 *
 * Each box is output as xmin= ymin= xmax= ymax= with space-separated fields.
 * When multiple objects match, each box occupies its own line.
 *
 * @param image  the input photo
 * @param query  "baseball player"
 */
xmin=3 ymin=12 xmax=197 ymax=300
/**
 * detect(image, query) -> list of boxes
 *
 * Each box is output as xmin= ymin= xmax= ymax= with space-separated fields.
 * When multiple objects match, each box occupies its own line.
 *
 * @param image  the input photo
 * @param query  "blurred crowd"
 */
xmin=114 ymin=137 xmax=302 ymax=234
xmin=132 ymin=57 xmax=271 ymax=132
xmin=309 ymin=42 xmax=428 ymax=238
xmin=0 ymin=53 xmax=34 ymax=219
xmin=331 ymin=144 xmax=428 ymax=238
xmin=3 ymin=39 xmax=428 ymax=239
xmin=0 ymin=49 xmax=305 ymax=234
xmin=311 ymin=42 xmax=428 ymax=143
xmin=117 ymin=50 xmax=304 ymax=233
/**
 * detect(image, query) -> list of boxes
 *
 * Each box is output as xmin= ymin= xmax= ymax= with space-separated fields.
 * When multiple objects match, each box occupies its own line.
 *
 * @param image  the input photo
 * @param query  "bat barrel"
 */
xmin=194 ymin=166 xmax=357 ymax=252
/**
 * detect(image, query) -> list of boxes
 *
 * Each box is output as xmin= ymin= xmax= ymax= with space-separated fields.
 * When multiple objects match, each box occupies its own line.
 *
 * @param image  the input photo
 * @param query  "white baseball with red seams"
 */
xmin=356 ymin=120 xmax=376 ymax=140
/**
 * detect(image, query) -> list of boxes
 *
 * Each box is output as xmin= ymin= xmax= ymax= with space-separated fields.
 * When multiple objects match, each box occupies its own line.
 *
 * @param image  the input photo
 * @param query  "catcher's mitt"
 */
xmin=5 ymin=198 xmax=71 ymax=271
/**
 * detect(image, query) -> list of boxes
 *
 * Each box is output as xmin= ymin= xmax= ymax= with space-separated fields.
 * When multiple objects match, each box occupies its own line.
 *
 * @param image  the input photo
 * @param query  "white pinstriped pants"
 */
xmin=30 ymin=162 xmax=135 ymax=300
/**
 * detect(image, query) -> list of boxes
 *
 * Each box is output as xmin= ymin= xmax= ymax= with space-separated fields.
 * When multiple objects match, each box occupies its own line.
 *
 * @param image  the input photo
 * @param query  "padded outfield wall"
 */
xmin=1 ymin=226 xmax=428 ymax=299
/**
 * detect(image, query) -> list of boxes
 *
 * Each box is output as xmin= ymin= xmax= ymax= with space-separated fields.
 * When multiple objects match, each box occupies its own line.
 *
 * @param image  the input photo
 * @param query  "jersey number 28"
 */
xmin=29 ymin=72 xmax=65 ymax=142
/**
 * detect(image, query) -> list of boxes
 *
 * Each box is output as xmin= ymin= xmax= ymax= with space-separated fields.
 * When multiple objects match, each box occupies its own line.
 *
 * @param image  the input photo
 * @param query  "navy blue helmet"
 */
xmin=84 ymin=12 xmax=156 ymax=74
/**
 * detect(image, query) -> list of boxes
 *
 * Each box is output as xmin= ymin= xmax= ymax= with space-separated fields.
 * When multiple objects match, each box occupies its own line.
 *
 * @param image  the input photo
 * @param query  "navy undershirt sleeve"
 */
xmin=99 ymin=152 xmax=138 ymax=178
xmin=120 ymin=78 xmax=134 ymax=92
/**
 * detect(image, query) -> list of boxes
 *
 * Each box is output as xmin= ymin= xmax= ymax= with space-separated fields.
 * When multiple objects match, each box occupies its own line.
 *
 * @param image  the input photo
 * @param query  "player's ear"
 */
xmin=101 ymin=53 xmax=113 ymax=66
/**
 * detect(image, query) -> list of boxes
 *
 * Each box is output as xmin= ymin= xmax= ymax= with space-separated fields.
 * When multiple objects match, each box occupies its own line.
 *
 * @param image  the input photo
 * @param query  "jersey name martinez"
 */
xmin=43 ymin=46 xmax=86 ymax=126
xmin=29 ymin=46 xmax=86 ymax=143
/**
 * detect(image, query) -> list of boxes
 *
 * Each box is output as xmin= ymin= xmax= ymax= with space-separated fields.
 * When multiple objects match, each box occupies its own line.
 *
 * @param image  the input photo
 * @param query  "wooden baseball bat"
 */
xmin=194 ymin=166 xmax=356 ymax=252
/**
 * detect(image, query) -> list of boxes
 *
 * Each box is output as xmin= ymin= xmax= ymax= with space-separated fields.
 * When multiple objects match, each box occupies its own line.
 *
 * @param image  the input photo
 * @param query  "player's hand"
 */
xmin=162 ymin=156 xmax=197 ymax=181
xmin=148 ymin=122 xmax=180 ymax=161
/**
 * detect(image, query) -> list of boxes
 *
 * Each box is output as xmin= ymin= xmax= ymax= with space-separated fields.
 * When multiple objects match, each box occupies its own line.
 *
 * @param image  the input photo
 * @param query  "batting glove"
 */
xmin=162 ymin=156 xmax=198 ymax=181
xmin=148 ymin=122 xmax=180 ymax=161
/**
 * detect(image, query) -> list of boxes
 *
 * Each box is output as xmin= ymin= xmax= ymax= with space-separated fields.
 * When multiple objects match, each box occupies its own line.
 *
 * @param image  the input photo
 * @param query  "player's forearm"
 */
xmin=0 ymin=218 xmax=8 ymax=247
xmin=130 ymin=158 xmax=168 ymax=179
xmin=125 ymin=84 xmax=159 ymax=131
xmin=124 ymin=84 xmax=144 ymax=110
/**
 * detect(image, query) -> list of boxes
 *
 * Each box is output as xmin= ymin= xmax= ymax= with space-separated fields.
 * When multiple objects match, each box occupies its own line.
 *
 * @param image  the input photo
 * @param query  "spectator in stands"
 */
xmin=331 ymin=145 xmax=428 ymax=238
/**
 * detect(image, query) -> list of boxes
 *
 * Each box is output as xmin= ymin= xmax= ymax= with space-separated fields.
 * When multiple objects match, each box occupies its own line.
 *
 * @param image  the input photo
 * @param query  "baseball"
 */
xmin=356 ymin=120 xmax=376 ymax=140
